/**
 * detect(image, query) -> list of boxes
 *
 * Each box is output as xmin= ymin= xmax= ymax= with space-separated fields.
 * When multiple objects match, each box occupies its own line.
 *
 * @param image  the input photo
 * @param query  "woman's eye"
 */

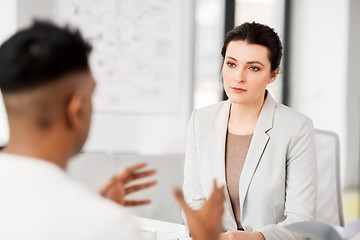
xmin=227 ymin=62 xmax=236 ymax=67
xmin=249 ymin=66 xmax=260 ymax=71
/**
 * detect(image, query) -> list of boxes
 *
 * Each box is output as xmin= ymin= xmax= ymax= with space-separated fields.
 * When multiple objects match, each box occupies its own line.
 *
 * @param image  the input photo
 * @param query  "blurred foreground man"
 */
xmin=0 ymin=21 xmax=224 ymax=240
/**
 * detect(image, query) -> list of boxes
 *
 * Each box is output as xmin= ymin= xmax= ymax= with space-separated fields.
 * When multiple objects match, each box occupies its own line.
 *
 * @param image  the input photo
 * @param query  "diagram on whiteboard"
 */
xmin=57 ymin=0 xmax=183 ymax=113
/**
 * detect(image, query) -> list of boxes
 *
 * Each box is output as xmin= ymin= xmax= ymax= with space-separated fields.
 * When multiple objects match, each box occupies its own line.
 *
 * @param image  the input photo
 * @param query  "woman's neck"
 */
xmin=228 ymin=95 xmax=265 ymax=135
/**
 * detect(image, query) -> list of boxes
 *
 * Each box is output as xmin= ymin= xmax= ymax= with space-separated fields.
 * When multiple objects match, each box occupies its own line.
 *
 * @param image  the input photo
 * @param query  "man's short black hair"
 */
xmin=0 ymin=20 xmax=92 ymax=93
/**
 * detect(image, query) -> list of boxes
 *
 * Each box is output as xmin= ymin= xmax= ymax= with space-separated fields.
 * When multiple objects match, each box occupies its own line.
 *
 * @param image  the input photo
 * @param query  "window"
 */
xmin=235 ymin=0 xmax=286 ymax=102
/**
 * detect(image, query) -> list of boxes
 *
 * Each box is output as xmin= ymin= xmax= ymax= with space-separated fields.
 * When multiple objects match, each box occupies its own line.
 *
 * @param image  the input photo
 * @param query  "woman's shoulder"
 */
xmin=273 ymin=102 xmax=314 ymax=130
xmin=275 ymin=102 xmax=311 ymax=121
xmin=188 ymin=101 xmax=229 ymax=132
xmin=264 ymin=92 xmax=313 ymax=126
xmin=193 ymin=100 xmax=229 ymax=118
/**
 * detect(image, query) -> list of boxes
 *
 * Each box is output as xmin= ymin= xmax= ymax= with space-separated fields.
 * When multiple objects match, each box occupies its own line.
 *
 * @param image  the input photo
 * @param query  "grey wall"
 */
xmin=68 ymin=153 xmax=185 ymax=223
xmin=345 ymin=0 xmax=360 ymax=188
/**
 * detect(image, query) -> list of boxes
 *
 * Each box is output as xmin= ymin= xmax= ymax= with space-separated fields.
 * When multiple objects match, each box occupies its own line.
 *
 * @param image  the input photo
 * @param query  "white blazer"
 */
xmin=183 ymin=93 xmax=317 ymax=240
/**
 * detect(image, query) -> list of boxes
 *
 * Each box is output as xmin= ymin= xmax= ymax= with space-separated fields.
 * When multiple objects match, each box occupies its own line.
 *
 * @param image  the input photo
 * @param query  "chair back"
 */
xmin=314 ymin=129 xmax=344 ymax=226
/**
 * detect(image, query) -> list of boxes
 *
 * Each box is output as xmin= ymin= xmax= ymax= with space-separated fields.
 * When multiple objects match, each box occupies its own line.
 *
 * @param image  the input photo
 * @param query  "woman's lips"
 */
xmin=231 ymin=87 xmax=246 ymax=93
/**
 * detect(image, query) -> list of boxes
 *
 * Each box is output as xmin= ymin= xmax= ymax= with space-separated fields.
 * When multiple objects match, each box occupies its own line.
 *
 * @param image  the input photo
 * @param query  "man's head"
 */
xmin=0 ymin=20 xmax=95 ymax=164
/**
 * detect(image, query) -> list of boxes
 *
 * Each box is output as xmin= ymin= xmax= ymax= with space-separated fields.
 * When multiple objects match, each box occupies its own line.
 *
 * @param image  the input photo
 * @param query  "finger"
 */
xmin=99 ymin=172 xmax=128 ymax=195
xmin=124 ymin=199 xmax=151 ymax=206
xmin=114 ymin=163 xmax=155 ymax=183
xmin=210 ymin=179 xmax=225 ymax=202
xmin=99 ymin=173 xmax=126 ymax=194
xmin=213 ymin=178 xmax=218 ymax=189
xmin=106 ymin=163 xmax=151 ymax=187
xmin=173 ymin=186 xmax=190 ymax=211
xmin=98 ymin=181 xmax=114 ymax=196
xmin=213 ymin=179 xmax=222 ymax=194
xmin=219 ymin=232 xmax=230 ymax=240
xmin=103 ymin=173 xmax=126 ymax=191
xmin=112 ymin=162 xmax=148 ymax=182
xmin=98 ymin=186 xmax=107 ymax=196
xmin=219 ymin=185 xmax=226 ymax=202
xmin=208 ymin=180 xmax=219 ymax=197
xmin=121 ymin=162 xmax=148 ymax=175
xmin=122 ymin=169 xmax=157 ymax=184
xmin=124 ymin=180 xmax=157 ymax=194
xmin=213 ymin=184 xmax=225 ymax=202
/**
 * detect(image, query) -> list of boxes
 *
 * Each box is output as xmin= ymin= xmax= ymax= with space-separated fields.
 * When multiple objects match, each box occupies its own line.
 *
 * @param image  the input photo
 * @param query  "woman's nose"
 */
xmin=234 ymin=69 xmax=245 ymax=83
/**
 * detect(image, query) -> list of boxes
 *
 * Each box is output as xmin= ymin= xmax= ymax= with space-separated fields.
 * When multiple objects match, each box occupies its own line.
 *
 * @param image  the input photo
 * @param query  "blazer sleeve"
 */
xmin=182 ymin=110 xmax=206 ymax=213
xmin=258 ymin=117 xmax=317 ymax=240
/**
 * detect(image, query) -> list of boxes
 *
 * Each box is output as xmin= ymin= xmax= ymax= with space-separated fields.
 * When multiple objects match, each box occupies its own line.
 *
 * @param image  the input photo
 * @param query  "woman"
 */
xmin=182 ymin=22 xmax=316 ymax=240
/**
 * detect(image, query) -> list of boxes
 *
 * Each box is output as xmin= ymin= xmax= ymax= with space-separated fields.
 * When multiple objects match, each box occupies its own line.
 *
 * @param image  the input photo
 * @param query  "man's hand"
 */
xmin=99 ymin=162 xmax=157 ymax=206
xmin=174 ymin=179 xmax=225 ymax=240
xmin=219 ymin=231 xmax=266 ymax=240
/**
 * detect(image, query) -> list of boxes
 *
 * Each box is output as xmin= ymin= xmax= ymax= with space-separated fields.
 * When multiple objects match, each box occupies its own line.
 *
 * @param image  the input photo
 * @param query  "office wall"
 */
xmin=0 ymin=0 xmax=16 ymax=146
xmin=0 ymin=0 xmax=56 ymax=146
xmin=0 ymin=0 xmax=195 ymax=155
xmin=0 ymin=92 xmax=9 ymax=146
xmin=68 ymin=153 xmax=184 ymax=223
xmin=289 ymin=0 xmax=358 ymax=188
xmin=17 ymin=0 xmax=55 ymax=29
xmin=0 ymin=0 xmax=16 ymax=45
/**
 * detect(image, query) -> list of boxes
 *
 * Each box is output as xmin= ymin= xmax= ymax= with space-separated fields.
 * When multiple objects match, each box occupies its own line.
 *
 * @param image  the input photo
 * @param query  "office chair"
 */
xmin=314 ymin=129 xmax=345 ymax=226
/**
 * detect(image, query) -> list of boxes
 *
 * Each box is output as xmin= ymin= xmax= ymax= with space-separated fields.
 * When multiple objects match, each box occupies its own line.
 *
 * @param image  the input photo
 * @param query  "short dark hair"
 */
xmin=221 ymin=22 xmax=282 ymax=72
xmin=0 ymin=20 xmax=92 ymax=93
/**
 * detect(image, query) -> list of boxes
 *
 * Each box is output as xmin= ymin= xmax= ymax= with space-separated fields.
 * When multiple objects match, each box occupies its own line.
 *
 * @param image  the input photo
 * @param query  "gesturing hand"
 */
xmin=99 ymin=162 xmax=157 ymax=206
xmin=174 ymin=179 xmax=225 ymax=240
xmin=219 ymin=231 xmax=266 ymax=240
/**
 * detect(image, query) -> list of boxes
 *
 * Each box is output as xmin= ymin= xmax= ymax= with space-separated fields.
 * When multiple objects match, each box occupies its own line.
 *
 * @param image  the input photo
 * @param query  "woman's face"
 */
xmin=222 ymin=40 xmax=278 ymax=105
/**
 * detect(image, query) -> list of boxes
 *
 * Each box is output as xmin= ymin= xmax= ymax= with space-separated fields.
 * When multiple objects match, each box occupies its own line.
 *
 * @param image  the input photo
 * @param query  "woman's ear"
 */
xmin=269 ymin=67 xmax=280 ymax=83
xmin=65 ymin=92 xmax=84 ymax=130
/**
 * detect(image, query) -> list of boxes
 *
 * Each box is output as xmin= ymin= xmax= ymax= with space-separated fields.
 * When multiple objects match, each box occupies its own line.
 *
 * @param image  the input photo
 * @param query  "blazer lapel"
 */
xmin=210 ymin=100 xmax=230 ymax=186
xmin=239 ymin=93 xmax=276 ymax=213
xmin=210 ymin=100 xmax=237 ymax=230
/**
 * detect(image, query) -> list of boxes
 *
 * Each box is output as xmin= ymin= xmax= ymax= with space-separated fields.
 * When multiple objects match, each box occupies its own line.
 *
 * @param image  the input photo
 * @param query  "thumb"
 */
xmin=98 ymin=182 xmax=111 ymax=196
xmin=173 ymin=186 xmax=190 ymax=211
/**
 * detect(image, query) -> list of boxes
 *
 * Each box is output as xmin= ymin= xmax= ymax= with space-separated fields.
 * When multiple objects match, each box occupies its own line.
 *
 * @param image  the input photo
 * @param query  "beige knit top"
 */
xmin=225 ymin=131 xmax=253 ymax=230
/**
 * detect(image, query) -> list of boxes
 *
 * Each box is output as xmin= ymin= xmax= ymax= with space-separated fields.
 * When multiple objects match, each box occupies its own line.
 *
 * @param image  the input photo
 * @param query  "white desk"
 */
xmin=134 ymin=216 xmax=191 ymax=240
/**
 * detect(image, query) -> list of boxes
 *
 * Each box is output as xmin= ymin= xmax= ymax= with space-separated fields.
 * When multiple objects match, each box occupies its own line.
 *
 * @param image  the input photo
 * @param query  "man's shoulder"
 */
xmin=58 ymin=179 xmax=141 ymax=238
xmin=0 ymin=153 xmax=140 ymax=238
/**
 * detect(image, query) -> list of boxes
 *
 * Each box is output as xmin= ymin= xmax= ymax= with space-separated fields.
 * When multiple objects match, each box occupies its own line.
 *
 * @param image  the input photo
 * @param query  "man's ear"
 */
xmin=65 ymin=92 xmax=84 ymax=130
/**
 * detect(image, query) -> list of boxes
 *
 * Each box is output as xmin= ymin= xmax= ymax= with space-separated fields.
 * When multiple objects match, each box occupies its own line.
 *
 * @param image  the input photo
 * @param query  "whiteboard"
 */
xmin=55 ymin=0 xmax=194 ymax=154
xmin=57 ymin=0 xmax=186 ymax=113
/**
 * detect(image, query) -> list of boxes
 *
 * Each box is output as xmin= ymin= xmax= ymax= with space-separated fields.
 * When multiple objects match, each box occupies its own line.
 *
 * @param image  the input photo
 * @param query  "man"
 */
xmin=0 ymin=21 xmax=224 ymax=240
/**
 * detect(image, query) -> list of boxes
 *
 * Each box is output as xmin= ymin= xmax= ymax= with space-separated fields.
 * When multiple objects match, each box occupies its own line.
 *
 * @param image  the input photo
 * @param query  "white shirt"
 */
xmin=0 ymin=153 xmax=142 ymax=240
